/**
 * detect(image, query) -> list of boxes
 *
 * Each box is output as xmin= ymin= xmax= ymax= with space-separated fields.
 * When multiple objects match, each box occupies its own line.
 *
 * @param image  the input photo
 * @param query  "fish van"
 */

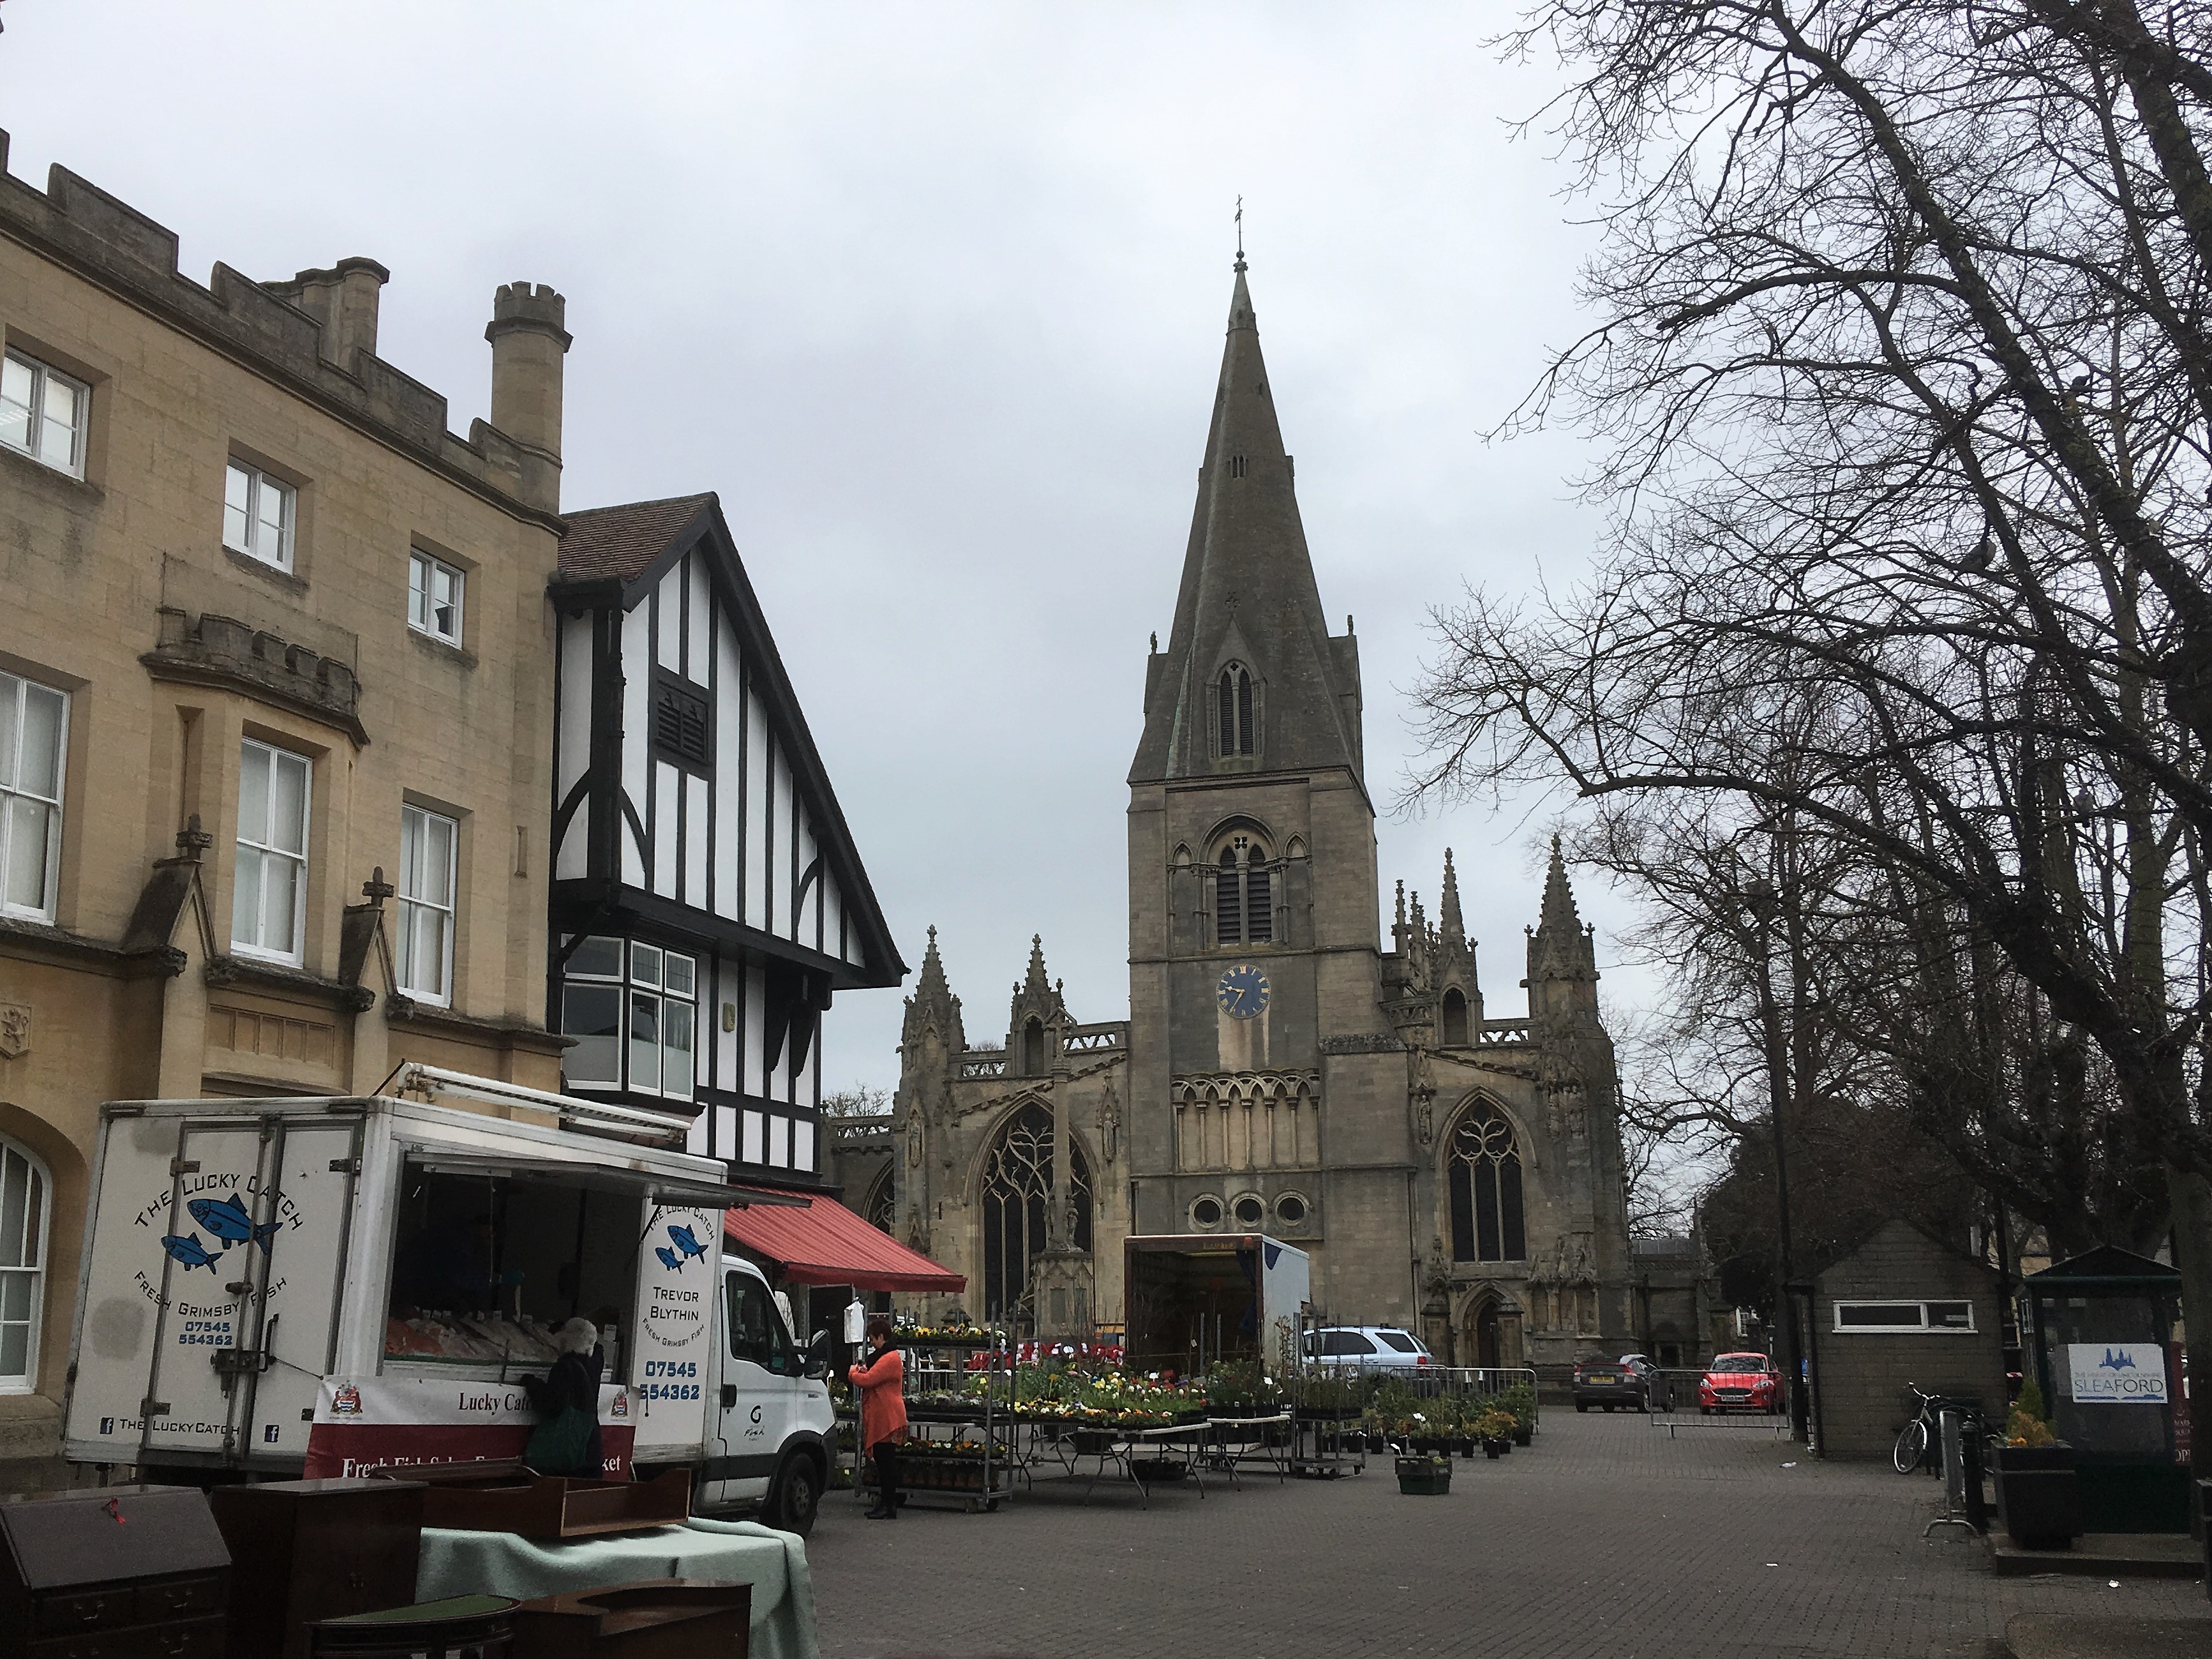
xmin=61 ymin=1067 xmax=837 ymax=1534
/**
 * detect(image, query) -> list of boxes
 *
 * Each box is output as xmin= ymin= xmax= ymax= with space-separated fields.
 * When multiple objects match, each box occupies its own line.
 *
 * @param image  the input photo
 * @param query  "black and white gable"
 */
xmin=547 ymin=494 xmax=902 ymax=1182
xmin=549 ymin=492 xmax=900 ymax=988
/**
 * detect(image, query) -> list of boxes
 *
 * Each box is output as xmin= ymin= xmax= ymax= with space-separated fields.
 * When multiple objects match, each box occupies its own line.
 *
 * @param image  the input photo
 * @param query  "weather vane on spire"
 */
xmin=1234 ymin=196 xmax=1246 ymax=271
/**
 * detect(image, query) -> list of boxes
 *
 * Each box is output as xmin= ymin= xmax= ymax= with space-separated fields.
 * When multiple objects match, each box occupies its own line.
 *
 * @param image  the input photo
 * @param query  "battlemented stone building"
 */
xmin=839 ymin=260 xmax=1640 ymax=1367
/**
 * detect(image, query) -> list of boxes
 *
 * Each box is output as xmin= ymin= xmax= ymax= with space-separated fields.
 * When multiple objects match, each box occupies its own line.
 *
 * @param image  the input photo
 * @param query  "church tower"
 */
xmin=1125 ymin=257 xmax=1415 ymax=1320
xmin=840 ymin=257 xmax=1637 ymax=1357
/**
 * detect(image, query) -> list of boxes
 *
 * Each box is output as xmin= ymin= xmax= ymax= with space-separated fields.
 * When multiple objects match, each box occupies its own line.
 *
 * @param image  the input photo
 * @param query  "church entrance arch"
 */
xmin=1474 ymin=1300 xmax=1502 ymax=1370
xmin=1460 ymin=1289 xmax=1516 ymax=1371
xmin=976 ymin=1101 xmax=1093 ymax=1330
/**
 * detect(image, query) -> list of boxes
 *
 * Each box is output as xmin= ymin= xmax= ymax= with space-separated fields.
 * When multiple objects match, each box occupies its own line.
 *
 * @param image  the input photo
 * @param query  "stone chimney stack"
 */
xmin=267 ymin=257 xmax=387 ymax=369
xmin=486 ymin=281 xmax=570 ymax=508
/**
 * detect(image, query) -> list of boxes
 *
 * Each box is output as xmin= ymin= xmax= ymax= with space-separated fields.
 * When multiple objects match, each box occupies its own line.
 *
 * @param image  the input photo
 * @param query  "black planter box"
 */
xmin=1993 ymin=1445 xmax=2082 ymax=1549
xmin=1396 ymin=1457 xmax=1451 ymax=1496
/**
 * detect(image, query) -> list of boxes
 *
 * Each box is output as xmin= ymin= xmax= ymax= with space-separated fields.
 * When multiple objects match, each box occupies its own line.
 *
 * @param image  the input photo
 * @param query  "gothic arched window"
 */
xmin=1216 ymin=664 xmax=1255 ymax=757
xmin=1448 ymin=1106 xmax=1526 ymax=1263
xmin=1441 ymin=987 xmax=1469 ymax=1046
xmin=1022 ymin=1017 xmax=1045 ymax=1076
xmin=978 ymin=1102 xmax=1093 ymax=1329
xmin=863 ymin=1166 xmax=894 ymax=1235
xmin=1213 ymin=832 xmax=1274 ymax=947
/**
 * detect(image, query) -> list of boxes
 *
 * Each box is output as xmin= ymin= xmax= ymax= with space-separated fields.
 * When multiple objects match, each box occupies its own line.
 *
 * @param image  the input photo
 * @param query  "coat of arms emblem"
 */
xmin=0 ymin=1003 xmax=27 ymax=1061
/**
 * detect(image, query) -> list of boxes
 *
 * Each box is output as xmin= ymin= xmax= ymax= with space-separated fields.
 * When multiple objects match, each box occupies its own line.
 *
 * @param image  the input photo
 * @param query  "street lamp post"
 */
xmin=1745 ymin=876 xmax=1811 ymax=1445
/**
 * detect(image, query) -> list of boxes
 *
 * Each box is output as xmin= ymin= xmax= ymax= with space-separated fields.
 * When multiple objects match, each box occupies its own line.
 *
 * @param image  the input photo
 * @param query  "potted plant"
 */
xmin=1504 ymin=1382 xmax=1537 ymax=1445
xmin=1475 ymin=1406 xmax=1515 ymax=1457
xmin=1395 ymin=1452 xmax=1452 ymax=1494
xmin=1990 ymin=1383 xmax=2081 ymax=1549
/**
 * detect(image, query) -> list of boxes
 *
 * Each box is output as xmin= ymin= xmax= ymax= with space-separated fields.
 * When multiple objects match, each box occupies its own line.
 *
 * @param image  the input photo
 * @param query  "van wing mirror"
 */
xmin=803 ymin=1328 xmax=832 ymax=1380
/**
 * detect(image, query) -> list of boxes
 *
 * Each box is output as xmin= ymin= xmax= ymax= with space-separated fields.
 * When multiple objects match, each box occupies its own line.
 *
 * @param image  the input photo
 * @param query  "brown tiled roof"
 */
xmin=558 ymin=493 xmax=716 ymax=582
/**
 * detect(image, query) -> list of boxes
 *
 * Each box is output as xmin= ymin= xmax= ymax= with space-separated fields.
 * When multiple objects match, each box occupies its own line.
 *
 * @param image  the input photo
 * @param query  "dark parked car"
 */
xmin=1572 ymin=1355 xmax=1648 ymax=1411
xmin=1620 ymin=1353 xmax=1672 ymax=1410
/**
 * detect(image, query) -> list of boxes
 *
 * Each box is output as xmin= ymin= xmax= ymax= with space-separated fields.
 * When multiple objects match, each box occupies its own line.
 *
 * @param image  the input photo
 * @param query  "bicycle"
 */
xmin=1892 ymin=1383 xmax=1983 ymax=1475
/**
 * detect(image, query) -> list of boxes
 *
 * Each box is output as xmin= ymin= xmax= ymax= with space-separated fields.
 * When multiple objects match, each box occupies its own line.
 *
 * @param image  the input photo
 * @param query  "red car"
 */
xmin=1698 ymin=1352 xmax=1782 ymax=1414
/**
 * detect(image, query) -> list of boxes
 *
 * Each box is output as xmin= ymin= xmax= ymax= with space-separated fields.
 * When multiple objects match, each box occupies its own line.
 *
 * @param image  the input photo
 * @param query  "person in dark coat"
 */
xmin=524 ymin=1316 xmax=606 ymax=1478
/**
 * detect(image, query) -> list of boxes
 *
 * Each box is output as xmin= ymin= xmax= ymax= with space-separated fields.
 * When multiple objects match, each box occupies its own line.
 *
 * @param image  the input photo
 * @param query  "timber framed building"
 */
xmin=546 ymin=493 xmax=904 ymax=1186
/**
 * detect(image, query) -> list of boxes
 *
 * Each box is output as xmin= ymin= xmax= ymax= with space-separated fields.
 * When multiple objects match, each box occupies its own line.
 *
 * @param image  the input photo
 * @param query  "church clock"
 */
xmin=1216 ymin=963 xmax=1271 ymax=1020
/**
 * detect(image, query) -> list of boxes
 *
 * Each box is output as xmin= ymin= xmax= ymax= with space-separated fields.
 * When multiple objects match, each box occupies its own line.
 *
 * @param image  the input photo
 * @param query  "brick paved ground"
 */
xmin=803 ymin=1410 xmax=2206 ymax=1659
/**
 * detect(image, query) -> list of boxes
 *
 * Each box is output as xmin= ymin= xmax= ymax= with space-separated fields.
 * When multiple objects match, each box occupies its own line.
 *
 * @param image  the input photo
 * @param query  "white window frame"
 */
xmin=232 ymin=738 xmax=311 ymax=965
xmin=408 ymin=548 xmax=466 ymax=645
xmin=558 ymin=935 xmax=696 ymax=1101
xmin=0 ymin=349 xmax=88 ymax=479
xmin=0 ymin=1134 xmax=50 ymax=1393
xmin=559 ymin=935 xmax=625 ymax=1089
xmin=395 ymin=804 xmax=458 ymax=1005
xmin=0 ymin=672 xmax=68 ymax=924
xmin=224 ymin=460 xmax=295 ymax=571
xmin=1831 ymin=1300 xmax=1977 ymax=1334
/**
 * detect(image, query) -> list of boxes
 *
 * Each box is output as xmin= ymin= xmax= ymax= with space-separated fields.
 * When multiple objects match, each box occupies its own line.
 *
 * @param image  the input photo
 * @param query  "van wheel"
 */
xmin=768 ymin=1450 xmax=821 ymax=1538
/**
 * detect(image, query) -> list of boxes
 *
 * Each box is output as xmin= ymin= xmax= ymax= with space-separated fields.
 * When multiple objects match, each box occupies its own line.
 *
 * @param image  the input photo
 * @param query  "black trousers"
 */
xmin=871 ymin=1439 xmax=901 ymax=1510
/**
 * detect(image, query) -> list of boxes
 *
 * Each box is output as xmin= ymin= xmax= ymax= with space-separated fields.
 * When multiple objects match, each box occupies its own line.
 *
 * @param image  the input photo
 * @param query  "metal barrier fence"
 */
xmin=1640 ymin=1368 xmax=1793 ymax=1438
xmin=1292 ymin=1362 xmax=1548 ymax=1415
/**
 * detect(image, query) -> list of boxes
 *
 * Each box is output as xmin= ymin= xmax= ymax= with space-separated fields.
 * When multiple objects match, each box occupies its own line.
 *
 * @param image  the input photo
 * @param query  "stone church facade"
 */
xmin=834 ymin=260 xmax=1637 ymax=1369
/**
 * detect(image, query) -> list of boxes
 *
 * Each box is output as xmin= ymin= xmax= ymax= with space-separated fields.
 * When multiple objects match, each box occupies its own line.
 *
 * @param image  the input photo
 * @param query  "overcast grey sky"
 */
xmin=1 ymin=1 xmax=1651 ymax=1099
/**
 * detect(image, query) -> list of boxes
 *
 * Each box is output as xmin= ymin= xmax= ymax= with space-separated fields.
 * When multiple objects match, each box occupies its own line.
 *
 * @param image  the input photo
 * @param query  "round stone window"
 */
xmin=1191 ymin=1196 xmax=1224 ymax=1230
xmin=1232 ymin=1194 xmax=1266 ymax=1227
xmin=1274 ymin=1192 xmax=1308 ymax=1227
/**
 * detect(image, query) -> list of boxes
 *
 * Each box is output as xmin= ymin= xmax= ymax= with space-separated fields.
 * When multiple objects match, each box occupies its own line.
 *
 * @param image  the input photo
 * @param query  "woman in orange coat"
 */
xmin=847 ymin=1316 xmax=908 ymax=1519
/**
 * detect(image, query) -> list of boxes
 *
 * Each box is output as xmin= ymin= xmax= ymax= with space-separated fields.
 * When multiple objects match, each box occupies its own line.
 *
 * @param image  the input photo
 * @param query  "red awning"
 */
xmin=724 ymin=1193 xmax=965 ymax=1293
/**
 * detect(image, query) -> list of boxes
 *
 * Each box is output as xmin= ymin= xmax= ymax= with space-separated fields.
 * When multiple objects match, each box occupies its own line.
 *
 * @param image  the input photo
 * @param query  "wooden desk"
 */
xmin=0 ymin=1483 xmax=229 ymax=1657
xmin=209 ymin=1477 xmax=426 ymax=1659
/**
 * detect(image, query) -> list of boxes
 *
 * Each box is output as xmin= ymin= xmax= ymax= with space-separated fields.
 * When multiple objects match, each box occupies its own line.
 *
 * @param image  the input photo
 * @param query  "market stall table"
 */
xmin=414 ymin=1517 xmax=818 ymax=1659
xmin=1204 ymin=1413 xmax=1294 ymax=1486
xmin=1027 ymin=1418 xmax=1213 ymax=1506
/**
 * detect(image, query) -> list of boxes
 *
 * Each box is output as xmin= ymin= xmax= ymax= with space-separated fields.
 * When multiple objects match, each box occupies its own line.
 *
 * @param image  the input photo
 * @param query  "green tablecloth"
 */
xmin=415 ymin=1517 xmax=819 ymax=1659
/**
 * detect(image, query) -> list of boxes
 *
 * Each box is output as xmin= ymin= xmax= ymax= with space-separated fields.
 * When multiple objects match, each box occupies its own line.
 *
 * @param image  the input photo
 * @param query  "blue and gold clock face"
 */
xmin=1217 ymin=963 xmax=1271 ymax=1021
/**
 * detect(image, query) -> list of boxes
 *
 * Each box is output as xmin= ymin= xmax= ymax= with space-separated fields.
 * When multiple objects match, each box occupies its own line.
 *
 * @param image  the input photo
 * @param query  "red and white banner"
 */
xmin=303 ymin=1374 xmax=636 ymax=1480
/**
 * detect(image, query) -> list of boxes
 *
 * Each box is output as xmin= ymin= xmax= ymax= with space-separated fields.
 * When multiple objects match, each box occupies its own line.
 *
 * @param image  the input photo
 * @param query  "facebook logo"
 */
xmin=264 ymin=1424 xmax=281 ymax=1443
xmin=98 ymin=1418 xmax=114 ymax=1434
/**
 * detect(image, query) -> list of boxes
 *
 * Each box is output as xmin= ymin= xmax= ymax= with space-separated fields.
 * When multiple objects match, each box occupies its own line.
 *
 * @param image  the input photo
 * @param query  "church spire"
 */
xmin=1538 ymin=836 xmax=1580 ymax=936
xmin=1019 ymin=933 xmax=1050 ymax=1002
xmin=1439 ymin=848 xmax=1466 ymax=954
xmin=1525 ymin=836 xmax=1600 ymax=1016
xmin=1008 ymin=932 xmax=1066 ymax=1042
xmin=900 ymin=923 xmax=966 ymax=1052
xmin=1131 ymin=261 xmax=1363 ymax=786
xmin=916 ymin=924 xmax=950 ymax=1000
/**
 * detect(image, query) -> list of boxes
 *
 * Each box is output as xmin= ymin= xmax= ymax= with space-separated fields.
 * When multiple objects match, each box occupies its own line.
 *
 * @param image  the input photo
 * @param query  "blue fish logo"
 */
xmin=188 ymin=1192 xmax=280 ymax=1252
xmin=655 ymin=1224 xmax=710 ymax=1274
xmin=2098 ymin=1347 xmax=2137 ymax=1372
xmin=161 ymin=1233 xmax=221 ymax=1273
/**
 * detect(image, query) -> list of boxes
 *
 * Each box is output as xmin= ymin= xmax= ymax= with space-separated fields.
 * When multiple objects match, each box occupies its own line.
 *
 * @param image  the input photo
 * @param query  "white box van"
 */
xmin=61 ymin=1076 xmax=836 ymax=1534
